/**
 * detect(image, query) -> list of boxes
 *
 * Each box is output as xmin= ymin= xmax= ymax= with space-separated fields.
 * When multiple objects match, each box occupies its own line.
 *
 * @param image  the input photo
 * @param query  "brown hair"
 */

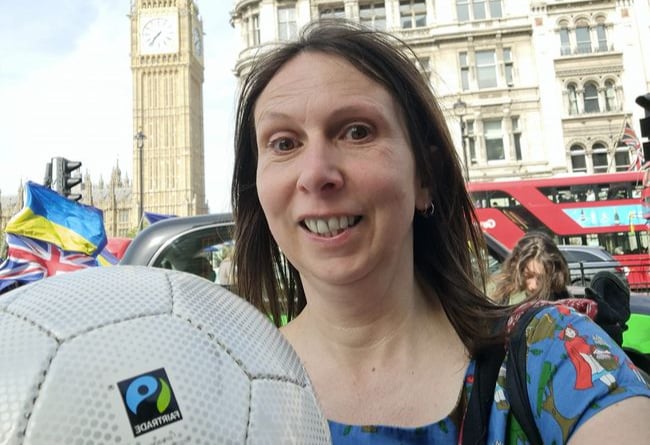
xmin=231 ymin=20 xmax=505 ymax=353
xmin=491 ymin=231 xmax=571 ymax=304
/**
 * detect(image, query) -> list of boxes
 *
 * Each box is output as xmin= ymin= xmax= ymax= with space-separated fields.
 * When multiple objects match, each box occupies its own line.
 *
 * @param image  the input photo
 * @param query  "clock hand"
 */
xmin=149 ymin=31 xmax=162 ymax=45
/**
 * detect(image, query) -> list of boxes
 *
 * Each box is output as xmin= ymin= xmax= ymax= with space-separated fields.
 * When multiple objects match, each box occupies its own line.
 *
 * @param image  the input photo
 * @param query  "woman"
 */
xmin=490 ymin=231 xmax=571 ymax=304
xmin=231 ymin=20 xmax=649 ymax=444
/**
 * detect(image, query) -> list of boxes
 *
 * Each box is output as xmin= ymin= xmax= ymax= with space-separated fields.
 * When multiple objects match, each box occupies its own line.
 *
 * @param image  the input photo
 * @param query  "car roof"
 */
xmin=120 ymin=213 xmax=234 ymax=266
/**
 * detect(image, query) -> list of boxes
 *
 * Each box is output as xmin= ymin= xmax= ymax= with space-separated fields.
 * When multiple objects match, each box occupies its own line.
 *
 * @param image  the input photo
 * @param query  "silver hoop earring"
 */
xmin=419 ymin=201 xmax=435 ymax=218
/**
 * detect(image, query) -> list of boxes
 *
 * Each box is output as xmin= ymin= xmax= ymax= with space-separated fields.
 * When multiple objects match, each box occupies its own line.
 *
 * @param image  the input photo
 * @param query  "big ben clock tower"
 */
xmin=130 ymin=0 xmax=207 ymax=227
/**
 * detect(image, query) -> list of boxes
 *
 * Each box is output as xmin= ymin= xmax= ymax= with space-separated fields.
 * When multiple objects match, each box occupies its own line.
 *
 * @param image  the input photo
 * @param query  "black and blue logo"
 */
xmin=117 ymin=368 xmax=183 ymax=437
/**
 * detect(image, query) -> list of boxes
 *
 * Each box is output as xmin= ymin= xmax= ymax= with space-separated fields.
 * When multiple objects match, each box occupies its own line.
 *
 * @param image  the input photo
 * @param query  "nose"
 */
xmin=527 ymin=278 xmax=538 ymax=293
xmin=296 ymin=138 xmax=344 ymax=194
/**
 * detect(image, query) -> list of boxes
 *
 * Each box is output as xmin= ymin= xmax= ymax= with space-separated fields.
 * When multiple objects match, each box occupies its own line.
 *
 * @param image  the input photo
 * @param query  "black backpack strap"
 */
xmin=505 ymin=305 xmax=546 ymax=445
xmin=461 ymin=341 xmax=506 ymax=445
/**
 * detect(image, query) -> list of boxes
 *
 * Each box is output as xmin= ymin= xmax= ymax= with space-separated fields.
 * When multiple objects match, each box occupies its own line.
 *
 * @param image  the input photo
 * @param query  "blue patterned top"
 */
xmin=328 ymin=306 xmax=650 ymax=444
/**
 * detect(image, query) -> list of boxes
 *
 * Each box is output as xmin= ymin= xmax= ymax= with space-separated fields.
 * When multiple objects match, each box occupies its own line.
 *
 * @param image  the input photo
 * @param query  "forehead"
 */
xmin=254 ymin=51 xmax=397 ymax=116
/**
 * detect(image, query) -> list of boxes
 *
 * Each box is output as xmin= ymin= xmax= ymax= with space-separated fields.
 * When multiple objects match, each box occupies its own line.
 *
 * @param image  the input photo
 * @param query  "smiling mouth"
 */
xmin=301 ymin=216 xmax=362 ymax=238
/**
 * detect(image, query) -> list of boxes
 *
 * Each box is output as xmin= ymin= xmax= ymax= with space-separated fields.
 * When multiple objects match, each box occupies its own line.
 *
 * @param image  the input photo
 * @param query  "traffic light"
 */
xmin=53 ymin=157 xmax=83 ymax=201
xmin=636 ymin=93 xmax=650 ymax=163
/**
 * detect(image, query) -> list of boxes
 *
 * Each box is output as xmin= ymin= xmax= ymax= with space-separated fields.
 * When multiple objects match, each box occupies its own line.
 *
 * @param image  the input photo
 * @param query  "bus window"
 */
xmin=607 ymin=183 xmax=632 ymax=199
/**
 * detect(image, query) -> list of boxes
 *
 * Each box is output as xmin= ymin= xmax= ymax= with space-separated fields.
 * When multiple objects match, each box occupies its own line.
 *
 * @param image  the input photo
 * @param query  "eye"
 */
xmin=268 ymin=136 xmax=300 ymax=152
xmin=344 ymin=124 xmax=372 ymax=141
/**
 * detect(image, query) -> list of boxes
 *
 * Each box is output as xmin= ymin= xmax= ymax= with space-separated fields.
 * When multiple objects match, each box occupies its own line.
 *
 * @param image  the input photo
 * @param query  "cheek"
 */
xmin=256 ymin=162 xmax=283 ymax=213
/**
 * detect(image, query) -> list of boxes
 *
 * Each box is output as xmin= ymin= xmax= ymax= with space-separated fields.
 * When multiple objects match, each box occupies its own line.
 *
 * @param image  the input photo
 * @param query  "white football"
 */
xmin=0 ymin=266 xmax=330 ymax=444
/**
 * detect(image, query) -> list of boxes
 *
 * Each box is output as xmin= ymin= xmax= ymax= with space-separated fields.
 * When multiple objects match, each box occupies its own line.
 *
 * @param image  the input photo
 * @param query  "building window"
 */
xmin=472 ymin=0 xmax=486 ymax=20
xmin=484 ymin=119 xmax=504 ymax=161
xmin=567 ymin=83 xmax=578 ymax=115
xmin=476 ymin=50 xmax=497 ymax=89
xmin=615 ymin=144 xmax=630 ymax=171
xmin=583 ymin=83 xmax=600 ymax=113
xmin=512 ymin=117 xmax=522 ymax=160
xmin=457 ymin=0 xmax=470 ymax=21
xmin=559 ymin=21 xmax=571 ymax=55
xmin=400 ymin=0 xmax=426 ymax=29
xmin=503 ymin=47 xmax=513 ymax=86
xmin=467 ymin=120 xmax=476 ymax=163
xmin=319 ymin=3 xmax=345 ymax=19
xmin=575 ymin=21 xmax=591 ymax=54
xmin=489 ymin=0 xmax=502 ymax=18
xmin=596 ymin=22 xmax=608 ymax=51
xmin=456 ymin=0 xmax=502 ymax=21
xmin=592 ymin=143 xmax=608 ymax=173
xmin=459 ymin=52 xmax=470 ymax=90
xmin=605 ymin=80 xmax=617 ymax=111
xmin=277 ymin=6 xmax=297 ymax=41
xmin=570 ymin=144 xmax=587 ymax=173
xmin=359 ymin=1 xmax=386 ymax=30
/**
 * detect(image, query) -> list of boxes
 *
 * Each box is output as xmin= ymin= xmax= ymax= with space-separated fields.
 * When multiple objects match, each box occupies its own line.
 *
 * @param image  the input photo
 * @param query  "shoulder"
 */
xmin=519 ymin=304 xmax=650 ymax=442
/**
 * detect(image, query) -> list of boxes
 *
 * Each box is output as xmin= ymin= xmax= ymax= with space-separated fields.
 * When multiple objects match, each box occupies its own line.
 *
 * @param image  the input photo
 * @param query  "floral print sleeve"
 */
xmin=510 ymin=305 xmax=650 ymax=444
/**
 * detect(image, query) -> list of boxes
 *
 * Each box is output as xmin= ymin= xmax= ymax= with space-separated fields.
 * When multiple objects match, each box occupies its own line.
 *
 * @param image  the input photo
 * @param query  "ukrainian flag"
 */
xmin=5 ymin=181 xmax=107 ymax=256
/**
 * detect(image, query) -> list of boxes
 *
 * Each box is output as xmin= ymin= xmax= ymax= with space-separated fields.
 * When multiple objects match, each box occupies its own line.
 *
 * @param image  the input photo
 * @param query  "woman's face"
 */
xmin=523 ymin=259 xmax=544 ymax=295
xmin=253 ymin=52 xmax=429 ymax=288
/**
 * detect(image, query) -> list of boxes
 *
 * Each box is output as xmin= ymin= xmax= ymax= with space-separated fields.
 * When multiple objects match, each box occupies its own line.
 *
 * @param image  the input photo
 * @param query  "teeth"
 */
xmin=304 ymin=216 xmax=359 ymax=236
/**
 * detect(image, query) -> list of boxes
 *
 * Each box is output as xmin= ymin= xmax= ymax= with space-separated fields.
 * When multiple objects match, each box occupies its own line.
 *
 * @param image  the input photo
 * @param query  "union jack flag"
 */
xmin=0 ymin=233 xmax=98 ymax=294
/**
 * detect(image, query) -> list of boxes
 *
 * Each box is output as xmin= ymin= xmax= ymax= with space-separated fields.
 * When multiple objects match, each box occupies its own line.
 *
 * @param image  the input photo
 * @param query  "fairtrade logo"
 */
xmin=117 ymin=368 xmax=183 ymax=437
xmin=125 ymin=375 xmax=171 ymax=415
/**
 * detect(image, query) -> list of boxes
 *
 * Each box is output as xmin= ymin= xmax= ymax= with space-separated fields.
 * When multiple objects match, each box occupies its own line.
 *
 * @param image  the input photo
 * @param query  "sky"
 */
xmin=0 ymin=0 xmax=239 ymax=213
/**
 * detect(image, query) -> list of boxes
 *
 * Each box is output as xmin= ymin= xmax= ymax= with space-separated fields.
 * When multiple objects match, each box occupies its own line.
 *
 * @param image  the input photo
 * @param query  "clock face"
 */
xmin=192 ymin=27 xmax=202 ymax=57
xmin=140 ymin=15 xmax=178 ymax=54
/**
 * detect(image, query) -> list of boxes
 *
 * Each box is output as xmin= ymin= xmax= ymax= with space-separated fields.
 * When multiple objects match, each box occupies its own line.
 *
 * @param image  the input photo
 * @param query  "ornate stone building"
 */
xmin=231 ymin=0 xmax=650 ymax=180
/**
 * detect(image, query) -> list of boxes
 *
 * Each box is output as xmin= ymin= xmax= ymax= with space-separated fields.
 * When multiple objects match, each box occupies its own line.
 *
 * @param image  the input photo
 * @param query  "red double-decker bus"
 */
xmin=468 ymin=171 xmax=650 ymax=289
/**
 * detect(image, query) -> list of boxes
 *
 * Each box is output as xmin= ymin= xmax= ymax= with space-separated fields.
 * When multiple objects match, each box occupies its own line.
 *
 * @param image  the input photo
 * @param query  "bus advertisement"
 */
xmin=468 ymin=171 xmax=650 ymax=290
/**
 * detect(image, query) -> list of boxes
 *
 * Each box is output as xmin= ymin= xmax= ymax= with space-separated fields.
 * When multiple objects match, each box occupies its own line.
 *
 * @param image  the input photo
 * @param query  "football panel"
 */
xmin=0 ymin=313 xmax=58 ymax=444
xmin=169 ymin=273 xmax=309 ymax=383
xmin=0 ymin=267 xmax=172 ymax=340
xmin=24 ymin=315 xmax=251 ymax=444
xmin=247 ymin=379 xmax=332 ymax=444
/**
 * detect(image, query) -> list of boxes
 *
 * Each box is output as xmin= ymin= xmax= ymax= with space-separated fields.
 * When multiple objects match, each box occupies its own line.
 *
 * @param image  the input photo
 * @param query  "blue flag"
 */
xmin=5 ymin=182 xmax=107 ymax=256
xmin=144 ymin=211 xmax=176 ymax=225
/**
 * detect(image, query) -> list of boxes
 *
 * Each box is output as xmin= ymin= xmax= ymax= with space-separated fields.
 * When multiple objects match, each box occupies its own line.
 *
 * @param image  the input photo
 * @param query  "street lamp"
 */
xmin=134 ymin=130 xmax=146 ymax=231
xmin=453 ymin=98 xmax=470 ymax=181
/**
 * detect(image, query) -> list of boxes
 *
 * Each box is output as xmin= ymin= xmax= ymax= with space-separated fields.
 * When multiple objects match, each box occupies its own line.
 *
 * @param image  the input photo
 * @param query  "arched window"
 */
xmin=596 ymin=21 xmax=608 ymax=51
xmin=567 ymin=83 xmax=578 ymax=114
xmin=605 ymin=80 xmax=617 ymax=111
xmin=583 ymin=83 xmax=600 ymax=113
xmin=592 ymin=143 xmax=608 ymax=173
xmin=570 ymin=144 xmax=587 ymax=173
xmin=614 ymin=143 xmax=630 ymax=171
xmin=575 ymin=19 xmax=591 ymax=54
xmin=559 ymin=20 xmax=571 ymax=55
